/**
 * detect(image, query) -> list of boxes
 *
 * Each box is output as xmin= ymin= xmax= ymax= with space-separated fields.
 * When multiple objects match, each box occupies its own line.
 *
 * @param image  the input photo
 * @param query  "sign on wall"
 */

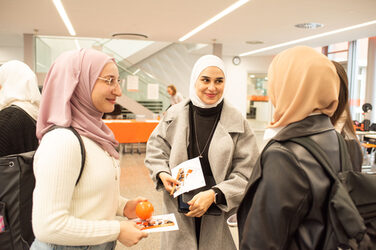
xmin=127 ymin=75 xmax=139 ymax=92
xmin=147 ymin=83 xmax=159 ymax=100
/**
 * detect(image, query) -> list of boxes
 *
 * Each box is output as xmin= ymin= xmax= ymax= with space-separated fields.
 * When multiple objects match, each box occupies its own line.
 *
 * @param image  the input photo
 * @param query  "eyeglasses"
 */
xmin=97 ymin=76 xmax=121 ymax=88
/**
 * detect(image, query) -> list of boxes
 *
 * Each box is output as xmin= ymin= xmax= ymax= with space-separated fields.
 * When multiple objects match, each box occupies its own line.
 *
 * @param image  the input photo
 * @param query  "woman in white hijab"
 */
xmin=0 ymin=60 xmax=41 ymax=157
xmin=145 ymin=55 xmax=259 ymax=250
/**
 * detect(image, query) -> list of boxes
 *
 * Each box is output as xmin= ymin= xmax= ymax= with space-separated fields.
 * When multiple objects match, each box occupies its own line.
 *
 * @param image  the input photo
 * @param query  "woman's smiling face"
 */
xmin=195 ymin=66 xmax=225 ymax=105
xmin=91 ymin=62 xmax=122 ymax=113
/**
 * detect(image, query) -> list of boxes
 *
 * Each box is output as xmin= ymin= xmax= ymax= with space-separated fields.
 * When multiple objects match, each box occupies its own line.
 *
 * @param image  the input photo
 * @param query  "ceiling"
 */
xmin=1 ymin=0 xmax=376 ymax=56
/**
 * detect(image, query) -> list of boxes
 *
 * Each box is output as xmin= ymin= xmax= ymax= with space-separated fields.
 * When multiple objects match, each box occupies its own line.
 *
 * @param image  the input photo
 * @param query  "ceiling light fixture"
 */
xmin=112 ymin=33 xmax=148 ymax=39
xmin=239 ymin=19 xmax=376 ymax=57
xmin=133 ymin=68 xmax=141 ymax=75
xmin=52 ymin=0 xmax=76 ymax=36
xmin=294 ymin=22 xmax=324 ymax=29
xmin=178 ymin=0 xmax=250 ymax=42
xmin=246 ymin=40 xmax=264 ymax=45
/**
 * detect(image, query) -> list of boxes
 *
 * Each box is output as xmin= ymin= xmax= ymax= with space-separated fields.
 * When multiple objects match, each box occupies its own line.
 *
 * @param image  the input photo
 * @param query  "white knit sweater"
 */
xmin=32 ymin=128 xmax=128 ymax=245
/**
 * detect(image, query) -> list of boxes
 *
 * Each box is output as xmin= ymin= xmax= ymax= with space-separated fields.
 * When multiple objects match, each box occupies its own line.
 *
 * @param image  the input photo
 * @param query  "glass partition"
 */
xmin=35 ymin=35 xmax=170 ymax=113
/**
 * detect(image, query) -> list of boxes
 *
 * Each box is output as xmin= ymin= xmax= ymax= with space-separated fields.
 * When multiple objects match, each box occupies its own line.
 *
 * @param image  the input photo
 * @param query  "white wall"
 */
xmin=223 ymin=55 xmax=273 ymax=116
xmin=0 ymin=34 xmax=23 ymax=64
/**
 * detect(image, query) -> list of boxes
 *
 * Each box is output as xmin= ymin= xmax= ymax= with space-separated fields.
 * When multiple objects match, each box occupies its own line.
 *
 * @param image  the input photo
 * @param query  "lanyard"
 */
xmin=193 ymin=111 xmax=220 ymax=158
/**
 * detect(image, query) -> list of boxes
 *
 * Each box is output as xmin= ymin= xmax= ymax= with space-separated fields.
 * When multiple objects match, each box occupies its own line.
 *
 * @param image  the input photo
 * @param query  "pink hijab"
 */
xmin=268 ymin=46 xmax=340 ymax=128
xmin=37 ymin=48 xmax=119 ymax=159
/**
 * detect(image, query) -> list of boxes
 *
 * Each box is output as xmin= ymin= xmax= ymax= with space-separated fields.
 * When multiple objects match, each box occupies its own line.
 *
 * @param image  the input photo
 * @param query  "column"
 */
xmin=212 ymin=43 xmax=222 ymax=58
xmin=365 ymin=37 xmax=376 ymax=123
xmin=23 ymin=33 xmax=35 ymax=71
xmin=347 ymin=40 xmax=359 ymax=119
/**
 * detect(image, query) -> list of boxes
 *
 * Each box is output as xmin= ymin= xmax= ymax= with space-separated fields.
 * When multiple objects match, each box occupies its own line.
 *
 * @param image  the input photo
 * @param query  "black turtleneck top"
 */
xmin=188 ymin=100 xmax=226 ymax=205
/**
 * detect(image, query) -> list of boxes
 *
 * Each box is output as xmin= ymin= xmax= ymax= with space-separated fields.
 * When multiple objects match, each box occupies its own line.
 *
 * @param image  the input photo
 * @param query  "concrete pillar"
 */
xmin=347 ymin=40 xmax=358 ymax=118
xmin=212 ymin=43 xmax=222 ymax=58
xmin=365 ymin=37 xmax=376 ymax=123
xmin=23 ymin=34 xmax=35 ymax=71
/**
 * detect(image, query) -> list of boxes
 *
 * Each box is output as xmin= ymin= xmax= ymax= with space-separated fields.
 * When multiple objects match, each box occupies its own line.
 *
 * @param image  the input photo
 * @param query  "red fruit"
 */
xmin=136 ymin=201 xmax=154 ymax=220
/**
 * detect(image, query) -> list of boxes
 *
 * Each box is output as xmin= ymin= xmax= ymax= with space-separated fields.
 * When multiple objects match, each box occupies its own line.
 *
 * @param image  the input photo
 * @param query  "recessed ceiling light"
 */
xmin=112 ymin=33 xmax=148 ymax=40
xmin=294 ymin=22 xmax=324 ymax=29
xmin=246 ymin=40 xmax=264 ymax=45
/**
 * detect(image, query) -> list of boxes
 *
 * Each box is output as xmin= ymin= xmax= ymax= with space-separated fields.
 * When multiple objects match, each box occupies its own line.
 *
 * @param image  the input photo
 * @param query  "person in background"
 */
xmin=237 ymin=46 xmax=342 ymax=249
xmin=145 ymin=55 xmax=259 ymax=250
xmin=0 ymin=60 xmax=41 ymax=246
xmin=31 ymin=48 xmax=147 ymax=249
xmin=331 ymin=60 xmax=363 ymax=172
xmin=0 ymin=60 xmax=40 ymax=157
xmin=167 ymin=84 xmax=183 ymax=105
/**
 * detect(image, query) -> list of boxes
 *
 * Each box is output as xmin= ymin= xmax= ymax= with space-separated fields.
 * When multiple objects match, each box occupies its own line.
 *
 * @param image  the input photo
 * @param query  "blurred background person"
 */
xmin=167 ymin=84 xmax=183 ymax=106
xmin=331 ymin=60 xmax=363 ymax=172
xmin=0 ymin=60 xmax=41 ymax=246
xmin=0 ymin=60 xmax=40 ymax=157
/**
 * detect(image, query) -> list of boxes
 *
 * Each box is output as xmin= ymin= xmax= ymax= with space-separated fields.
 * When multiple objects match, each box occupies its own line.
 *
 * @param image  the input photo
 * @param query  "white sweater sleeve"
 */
xmin=117 ymin=196 xmax=128 ymax=216
xmin=32 ymin=129 xmax=120 ymax=245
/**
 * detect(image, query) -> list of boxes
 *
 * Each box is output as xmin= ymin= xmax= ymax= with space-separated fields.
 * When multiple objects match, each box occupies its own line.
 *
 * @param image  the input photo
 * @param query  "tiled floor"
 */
xmin=115 ymin=153 xmax=162 ymax=250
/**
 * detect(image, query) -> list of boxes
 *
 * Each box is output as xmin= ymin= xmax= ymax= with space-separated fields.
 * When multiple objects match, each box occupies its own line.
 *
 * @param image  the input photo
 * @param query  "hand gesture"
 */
xmin=118 ymin=221 xmax=148 ymax=247
xmin=185 ymin=189 xmax=215 ymax=217
xmin=158 ymin=172 xmax=180 ymax=194
xmin=123 ymin=197 xmax=148 ymax=219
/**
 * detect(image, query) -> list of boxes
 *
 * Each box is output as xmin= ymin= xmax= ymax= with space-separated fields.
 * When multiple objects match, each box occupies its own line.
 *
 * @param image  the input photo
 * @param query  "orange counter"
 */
xmin=104 ymin=119 xmax=159 ymax=143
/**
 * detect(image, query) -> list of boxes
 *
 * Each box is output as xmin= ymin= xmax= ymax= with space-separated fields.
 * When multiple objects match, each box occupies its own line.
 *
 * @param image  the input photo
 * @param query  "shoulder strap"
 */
xmin=47 ymin=126 xmax=86 ymax=185
xmin=289 ymin=132 xmax=351 ymax=182
xmin=10 ymin=105 xmax=36 ymax=125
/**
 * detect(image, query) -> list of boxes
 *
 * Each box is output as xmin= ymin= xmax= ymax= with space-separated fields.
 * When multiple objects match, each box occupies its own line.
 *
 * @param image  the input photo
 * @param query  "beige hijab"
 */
xmin=268 ymin=46 xmax=340 ymax=128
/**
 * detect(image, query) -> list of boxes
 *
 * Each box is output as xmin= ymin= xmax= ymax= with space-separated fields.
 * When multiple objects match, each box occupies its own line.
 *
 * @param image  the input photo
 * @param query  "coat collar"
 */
xmin=273 ymin=114 xmax=334 ymax=141
xmin=165 ymin=98 xmax=244 ymax=133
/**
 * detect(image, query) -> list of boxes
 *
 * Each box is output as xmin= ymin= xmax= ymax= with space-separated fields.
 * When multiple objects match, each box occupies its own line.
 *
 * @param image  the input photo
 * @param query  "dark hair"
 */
xmin=167 ymin=85 xmax=177 ymax=95
xmin=331 ymin=61 xmax=358 ymax=140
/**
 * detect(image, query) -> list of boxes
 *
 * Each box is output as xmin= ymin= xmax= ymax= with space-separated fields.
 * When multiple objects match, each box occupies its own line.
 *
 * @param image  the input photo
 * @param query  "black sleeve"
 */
xmin=239 ymin=146 xmax=311 ymax=250
xmin=212 ymin=187 xmax=226 ymax=205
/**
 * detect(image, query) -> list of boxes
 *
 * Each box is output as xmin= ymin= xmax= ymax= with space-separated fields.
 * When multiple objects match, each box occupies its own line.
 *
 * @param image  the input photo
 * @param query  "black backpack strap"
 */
xmin=290 ymin=134 xmax=366 ymax=243
xmin=47 ymin=126 xmax=86 ymax=185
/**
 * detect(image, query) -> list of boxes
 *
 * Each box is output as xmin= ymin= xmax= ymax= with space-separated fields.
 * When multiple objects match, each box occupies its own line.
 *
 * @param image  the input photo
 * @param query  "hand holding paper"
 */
xmin=170 ymin=157 xmax=206 ymax=198
xmin=134 ymin=213 xmax=179 ymax=233
xmin=159 ymin=172 xmax=180 ymax=193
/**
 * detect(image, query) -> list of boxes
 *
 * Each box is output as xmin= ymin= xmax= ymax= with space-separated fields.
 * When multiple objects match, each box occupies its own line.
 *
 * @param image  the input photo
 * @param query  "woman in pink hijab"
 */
xmin=31 ymin=49 xmax=147 ymax=249
xmin=237 ymin=46 xmax=348 ymax=249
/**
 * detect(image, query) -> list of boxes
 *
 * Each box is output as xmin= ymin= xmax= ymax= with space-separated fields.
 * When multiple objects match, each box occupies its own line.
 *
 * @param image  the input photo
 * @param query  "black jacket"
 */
xmin=237 ymin=115 xmax=341 ymax=250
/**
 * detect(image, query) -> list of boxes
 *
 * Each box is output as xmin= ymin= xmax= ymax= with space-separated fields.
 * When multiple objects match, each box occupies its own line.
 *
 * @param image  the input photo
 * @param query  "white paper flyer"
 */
xmin=134 ymin=213 xmax=179 ymax=233
xmin=170 ymin=157 xmax=206 ymax=198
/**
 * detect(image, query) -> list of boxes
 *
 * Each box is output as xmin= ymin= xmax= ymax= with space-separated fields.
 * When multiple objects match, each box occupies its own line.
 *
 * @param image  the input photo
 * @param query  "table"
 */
xmin=356 ymin=131 xmax=376 ymax=143
xmin=365 ymin=134 xmax=376 ymax=139
xmin=104 ymin=119 xmax=159 ymax=143
xmin=104 ymin=119 xmax=159 ymax=153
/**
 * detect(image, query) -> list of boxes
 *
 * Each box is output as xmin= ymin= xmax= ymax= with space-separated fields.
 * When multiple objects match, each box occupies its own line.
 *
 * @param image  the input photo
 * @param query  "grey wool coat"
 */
xmin=145 ymin=99 xmax=259 ymax=250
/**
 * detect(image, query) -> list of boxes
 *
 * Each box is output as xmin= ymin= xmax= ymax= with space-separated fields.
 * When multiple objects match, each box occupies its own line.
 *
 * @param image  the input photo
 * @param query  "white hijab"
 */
xmin=189 ymin=55 xmax=226 ymax=108
xmin=0 ymin=60 xmax=41 ymax=120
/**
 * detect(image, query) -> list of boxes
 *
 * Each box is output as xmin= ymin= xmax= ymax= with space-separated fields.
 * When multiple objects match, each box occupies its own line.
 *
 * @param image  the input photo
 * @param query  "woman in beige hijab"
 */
xmin=237 ymin=46 xmax=344 ymax=249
